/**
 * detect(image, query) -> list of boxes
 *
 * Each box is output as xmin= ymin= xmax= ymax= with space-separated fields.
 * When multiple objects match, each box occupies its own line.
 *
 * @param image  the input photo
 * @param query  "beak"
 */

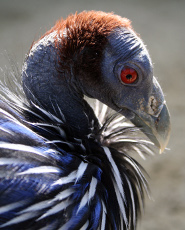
xmin=130 ymin=102 xmax=171 ymax=153
xmin=119 ymin=76 xmax=171 ymax=154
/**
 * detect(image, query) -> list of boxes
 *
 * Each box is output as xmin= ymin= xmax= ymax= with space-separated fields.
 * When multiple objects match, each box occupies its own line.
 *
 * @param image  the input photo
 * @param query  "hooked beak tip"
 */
xmin=129 ymin=102 xmax=171 ymax=154
xmin=149 ymin=103 xmax=171 ymax=154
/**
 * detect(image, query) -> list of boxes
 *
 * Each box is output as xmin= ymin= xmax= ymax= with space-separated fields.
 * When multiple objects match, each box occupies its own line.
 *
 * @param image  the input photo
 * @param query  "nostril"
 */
xmin=148 ymin=96 xmax=158 ymax=116
xmin=148 ymin=96 xmax=164 ymax=117
xmin=155 ymin=115 xmax=161 ymax=126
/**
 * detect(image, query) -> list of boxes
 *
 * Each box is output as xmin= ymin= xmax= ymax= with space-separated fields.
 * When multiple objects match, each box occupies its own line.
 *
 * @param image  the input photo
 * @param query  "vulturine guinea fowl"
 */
xmin=0 ymin=11 xmax=170 ymax=230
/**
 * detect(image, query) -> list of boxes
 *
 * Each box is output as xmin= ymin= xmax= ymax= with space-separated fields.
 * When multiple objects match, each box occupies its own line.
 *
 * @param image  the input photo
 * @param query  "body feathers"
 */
xmin=0 ymin=84 xmax=149 ymax=229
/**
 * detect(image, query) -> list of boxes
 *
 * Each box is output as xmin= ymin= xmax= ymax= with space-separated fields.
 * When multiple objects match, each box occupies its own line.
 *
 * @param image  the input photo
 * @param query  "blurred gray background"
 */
xmin=0 ymin=0 xmax=184 ymax=229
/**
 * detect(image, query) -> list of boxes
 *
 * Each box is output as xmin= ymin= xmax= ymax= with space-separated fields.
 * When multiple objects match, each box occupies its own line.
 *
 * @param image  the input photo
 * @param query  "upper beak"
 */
xmin=130 ymin=102 xmax=171 ymax=153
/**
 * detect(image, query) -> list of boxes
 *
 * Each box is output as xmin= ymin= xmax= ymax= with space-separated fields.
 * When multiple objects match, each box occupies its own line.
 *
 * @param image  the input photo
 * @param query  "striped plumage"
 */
xmin=0 ymin=90 xmax=149 ymax=230
xmin=0 ymin=11 xmax=170 ymax=230
xmin=0 ymin=88 xmax=149 ymax=229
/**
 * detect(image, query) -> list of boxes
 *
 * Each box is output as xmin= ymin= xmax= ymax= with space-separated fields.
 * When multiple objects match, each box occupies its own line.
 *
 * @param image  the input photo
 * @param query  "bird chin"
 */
xmin=121 ymin=103 xmax=171 ymax=154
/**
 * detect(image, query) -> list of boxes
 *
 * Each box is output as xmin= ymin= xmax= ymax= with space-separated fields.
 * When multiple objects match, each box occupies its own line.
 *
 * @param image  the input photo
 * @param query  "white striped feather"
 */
xmin=125 ymin=174 xmax=136 ymax=230
xmin=108 ymin=117 xmax=130 ymax=131
xmin=100 ymin=201 xmax=107 ymax=230
xmin=0 ymin=212 xmax=38 ymax=228
xmin=0 ymin=157 xmax=26 ymax=165
xmin=107 ymin=116 xmax=126 ymax=127
xmin=102 ymin=146 xmax=126 ymax=203
xmin=17 ymin=166 xmax=61 ymax=175
xmin=88 ymin=177 xmax=98 ymax=202
xmin=120 ymin=211 xmax=124 ymax=230
xmin=18 ymin=199 xmax=54 ymax=214
xmin=23 ymin=107 xmax=44 ymax=121
xmin=124 ymin=157 xmax=150 ymax=198
xmin=94 ymin=100 xmax=100 ymax=118
xmin=80 ymin=220 xmax=89 ymax=230
xmin=132 ymin=145 xmax=146 ymax=160
xmin=17 ymin=189 xmax=75 ymax=224
xmin=98 ymin=104 xmax=108 ymax=124
xmin=77 ymin=191 xmax=89 ymax=214
xmin=46 ymin=139 xmax=74 ymax=149
xmin=140 ymin=143 xmax=155 ymax=156
xmin=0 ymin=108 xmax=45 ymax=141
xmin=115 ymin=138 xmax=154 ymax=157
xmin=0 ymin=126 xmax=14 ymax=135
xmin=0 ymin=142 xmax=49 ymax=158
xmin=32 ymin=103 xmax=63 ymax=124
xmin=55 ymin=102 xmax=66 ymax=122
xmin=44 ymin=149 xmax=59 ymax=155
xmin=38 ymin=199 xmax=73 ymax=220
xmin=75 ymin=161 xmax=88 ymax=182
xmin=0 ymin=108 xmax=17 ymax=121
xmin=52 ymin=170 xmax=77 ymax=186
xmin=103 ymin=146 xmax=128 ymax=227
xmin=52 ymin=188 xmax=74 ymax=202
xmin=31 ymin=123 xmax=66 ymax=138
xmin=112 ymin=180 xmax=128 ymax=228
xmin=80 ymin=142 xmax=86 ymax=152
xmin=56 ymin=205 xmax=90 ymax=230
xmin=77 ymin=176 xmax=98 ymax=213
xmin=0 ymin=200 xmax=29 ymax=214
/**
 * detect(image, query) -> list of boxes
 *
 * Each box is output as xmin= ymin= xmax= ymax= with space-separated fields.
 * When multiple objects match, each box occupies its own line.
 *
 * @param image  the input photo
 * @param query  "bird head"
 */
xmin=22 ymin=11 xmax=170 ymax=153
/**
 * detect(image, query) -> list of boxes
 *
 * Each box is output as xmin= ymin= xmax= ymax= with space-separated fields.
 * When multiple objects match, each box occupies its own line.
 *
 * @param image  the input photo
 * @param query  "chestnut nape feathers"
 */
xmin=0 ymin=11 xmax=170 ymax=230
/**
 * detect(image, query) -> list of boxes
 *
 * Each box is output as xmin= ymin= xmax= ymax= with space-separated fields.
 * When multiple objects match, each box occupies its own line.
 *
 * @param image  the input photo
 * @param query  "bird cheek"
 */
xmin=112 ymin=89 xmax=139 ymax=118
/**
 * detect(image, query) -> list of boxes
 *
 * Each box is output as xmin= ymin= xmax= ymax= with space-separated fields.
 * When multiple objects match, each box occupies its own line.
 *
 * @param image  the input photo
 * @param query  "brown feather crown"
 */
xmin=38 ymin=11 xmax=132 ymax=83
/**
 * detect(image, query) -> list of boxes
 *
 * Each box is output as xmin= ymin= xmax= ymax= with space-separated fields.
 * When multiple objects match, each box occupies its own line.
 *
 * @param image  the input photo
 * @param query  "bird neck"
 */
xmin=22 ymin=39 xmax=99 ymax=138
xmin=50 ymin=87 xmax=99 ymax=138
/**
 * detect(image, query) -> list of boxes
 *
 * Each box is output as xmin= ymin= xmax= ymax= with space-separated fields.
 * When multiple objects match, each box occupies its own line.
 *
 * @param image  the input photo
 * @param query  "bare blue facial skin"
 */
xmin=100 ymin=27 xmax=170 ymax=152
xmin=101 ymin=27 xmax=154 ymax=112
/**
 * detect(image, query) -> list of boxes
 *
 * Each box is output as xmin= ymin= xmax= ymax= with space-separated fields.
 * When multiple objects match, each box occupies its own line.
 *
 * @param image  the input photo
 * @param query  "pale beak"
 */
xmin=129 ymin=102 xmax=171 ymax=153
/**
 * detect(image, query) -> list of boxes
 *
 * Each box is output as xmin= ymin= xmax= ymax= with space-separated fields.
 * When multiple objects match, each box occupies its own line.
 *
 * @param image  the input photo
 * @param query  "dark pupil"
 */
xmin=126 ymin=74 xmax=132 ymax=80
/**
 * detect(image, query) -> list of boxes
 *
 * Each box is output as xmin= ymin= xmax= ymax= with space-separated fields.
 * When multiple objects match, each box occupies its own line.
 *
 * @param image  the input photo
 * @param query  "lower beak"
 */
xmin=129 ymin=102 xmax=171 ymax=153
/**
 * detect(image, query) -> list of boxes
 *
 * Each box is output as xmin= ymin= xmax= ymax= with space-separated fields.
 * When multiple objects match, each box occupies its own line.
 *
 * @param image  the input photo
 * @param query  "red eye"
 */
xmin=120 ymin=67 xmax=138 ymax=84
